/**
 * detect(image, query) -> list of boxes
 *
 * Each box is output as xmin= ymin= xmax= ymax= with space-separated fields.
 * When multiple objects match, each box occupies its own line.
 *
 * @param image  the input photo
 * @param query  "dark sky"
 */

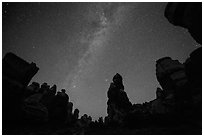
xmin=2 ymin=2 xmax=199 ymax=120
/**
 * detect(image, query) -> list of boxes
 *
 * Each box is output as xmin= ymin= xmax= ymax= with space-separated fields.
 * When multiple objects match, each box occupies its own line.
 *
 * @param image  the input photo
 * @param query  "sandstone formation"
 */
xmin=106 ymin=73 xmax=132 ymax=125
xmin=165 ymin=2 xmax=202 ymax=44
xmin=2 ymin=52 xmax=81 ymax=134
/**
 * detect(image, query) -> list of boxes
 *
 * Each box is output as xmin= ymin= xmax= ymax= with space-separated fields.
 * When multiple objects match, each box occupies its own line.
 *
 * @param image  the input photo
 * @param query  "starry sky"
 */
xmin=2 ymin=2 xmax=199 ymax=120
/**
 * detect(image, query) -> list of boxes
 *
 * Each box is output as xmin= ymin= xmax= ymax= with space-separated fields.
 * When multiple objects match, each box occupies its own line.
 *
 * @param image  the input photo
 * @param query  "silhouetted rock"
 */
xmin=2 ymin=52 xmax=39 ymax=131
xmin=39 ymin=85 xmax=56 ymax=122
xmin=66 ymin=102 xmax=74 ymax=124
xmin=28 ymin=82 xmax=40 ymax=91
xmin=48 ymin=90 xmax=69 ymax=123
xmin=107 ymin=73 xmax=132 ymax=125
xmin=156 ymin=57 xmax=188 ymax=94
xmin=150 ymin=88 xmax=169 ymax=114
xmin=156 ymin=57 xmax=191 ymax=113
xmin=22 ymin=93 xmax=49 ymax=122
xmin=80 ymin=114 xmax=91 ymax=124
xmin=3 ymin=45 xmax=202 ymax=134
xmin=75 ymin=114 xmax=92 ymax=132
xmin=156 ymin=87 xmax=164 ymax=99
xmin=112 ymin=73 xmax=124 ymax=90
xmin=50 ymin=84 xmax=57 ymax=95
xmin=57 ymin=89 xmax=69 ymax=102
xmin=98 ymin=117 xmax=104 ymax=126
xmin=185 ymin=47 xmax=202 ymax=90
xmin=39 ymin=83 xmax=50 ymax=94
xmin=73 ymin=109 xmax=80 ymax=121
xmin=24 ymin=82 xmax=40 ymax=97
xmin=88 ymin=116 xmax=92 ymax=122
xmin=184 ymin=47 xmax=202 ymax=124
xmin=151 ymin=99 xmax=167 ymax=115
xmin=124 ymin=47 xmax=202 ymax=129
xmin=154 ymin=47 xmax=202 ymax=129
xmin=3 ymin=52 xmax=39 ymax=86
xmin=165 ymin=2 xmax=202 ymax=44
xmin=67 ymin=102 xmax=73 ymax=115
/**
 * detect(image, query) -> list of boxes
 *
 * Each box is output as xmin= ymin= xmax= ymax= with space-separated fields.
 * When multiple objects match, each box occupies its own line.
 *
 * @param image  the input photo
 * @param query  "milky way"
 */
xmin=63 ymin=3 xmax=139 ymax=118
xmin=3 ymin=3 xmax=199 ymax=120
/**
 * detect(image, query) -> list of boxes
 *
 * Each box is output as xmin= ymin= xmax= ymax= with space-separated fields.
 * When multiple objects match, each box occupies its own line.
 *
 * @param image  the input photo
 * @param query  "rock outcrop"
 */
xmin=151 ymin=88 xmax=167 ymax=114
xmin=185 ymin=47 xmax=202 ymax=89
xmin=3 ymin=52 xmax=39 ymax=86
xmin=22 ymin=93 xmax=49 ymax=122
xmin=106 ymin=73 xmax=132 ymax=125
xmin=165 ymin=2 xmax=202 ymax=44
xmin=2 ymin=53 xmax=39 ymax=129
xmin=2 ymin=52 xmax=81 ymax=134
xmin=154 ymin=47 xmax=202 ymax=125
xmin=184 ymin=47 xmax=202 ymax=121
xmin=156 ymin=57 xmax=188 ymax=91
xmin=104 ymin=47 xmax=201 ymax=129
xmin=156 ymin=56 xmax=190 ymax=105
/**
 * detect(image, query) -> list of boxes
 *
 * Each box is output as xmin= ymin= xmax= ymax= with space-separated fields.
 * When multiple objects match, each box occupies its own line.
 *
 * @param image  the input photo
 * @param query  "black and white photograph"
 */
xmin=2 ymin=1 xmax=202 ymax=135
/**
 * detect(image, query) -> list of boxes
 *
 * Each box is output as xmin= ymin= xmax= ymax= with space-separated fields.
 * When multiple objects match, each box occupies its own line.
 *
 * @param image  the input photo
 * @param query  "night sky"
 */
xmin=2 ymin=2 xmax=199 ymax=120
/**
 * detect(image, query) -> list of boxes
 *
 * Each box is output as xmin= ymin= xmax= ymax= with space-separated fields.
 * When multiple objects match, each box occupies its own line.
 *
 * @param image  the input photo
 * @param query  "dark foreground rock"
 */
xmin=2 ymin=53 xmax=81 ymax=134
xmin=165 ymin=2 xmax=202 ymax=44
xmin=106 ymin=73 xmax=132 ymax=125
xmin=2 ymin=2 xmax=201 ymax=134
xmin=103 ymin=46 xmax=201 ymax=134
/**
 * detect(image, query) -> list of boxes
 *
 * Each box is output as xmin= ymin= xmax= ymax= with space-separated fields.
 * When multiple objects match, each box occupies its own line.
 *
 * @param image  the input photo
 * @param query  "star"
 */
xmin=3 ymin=2 xmax=197 ymax=121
